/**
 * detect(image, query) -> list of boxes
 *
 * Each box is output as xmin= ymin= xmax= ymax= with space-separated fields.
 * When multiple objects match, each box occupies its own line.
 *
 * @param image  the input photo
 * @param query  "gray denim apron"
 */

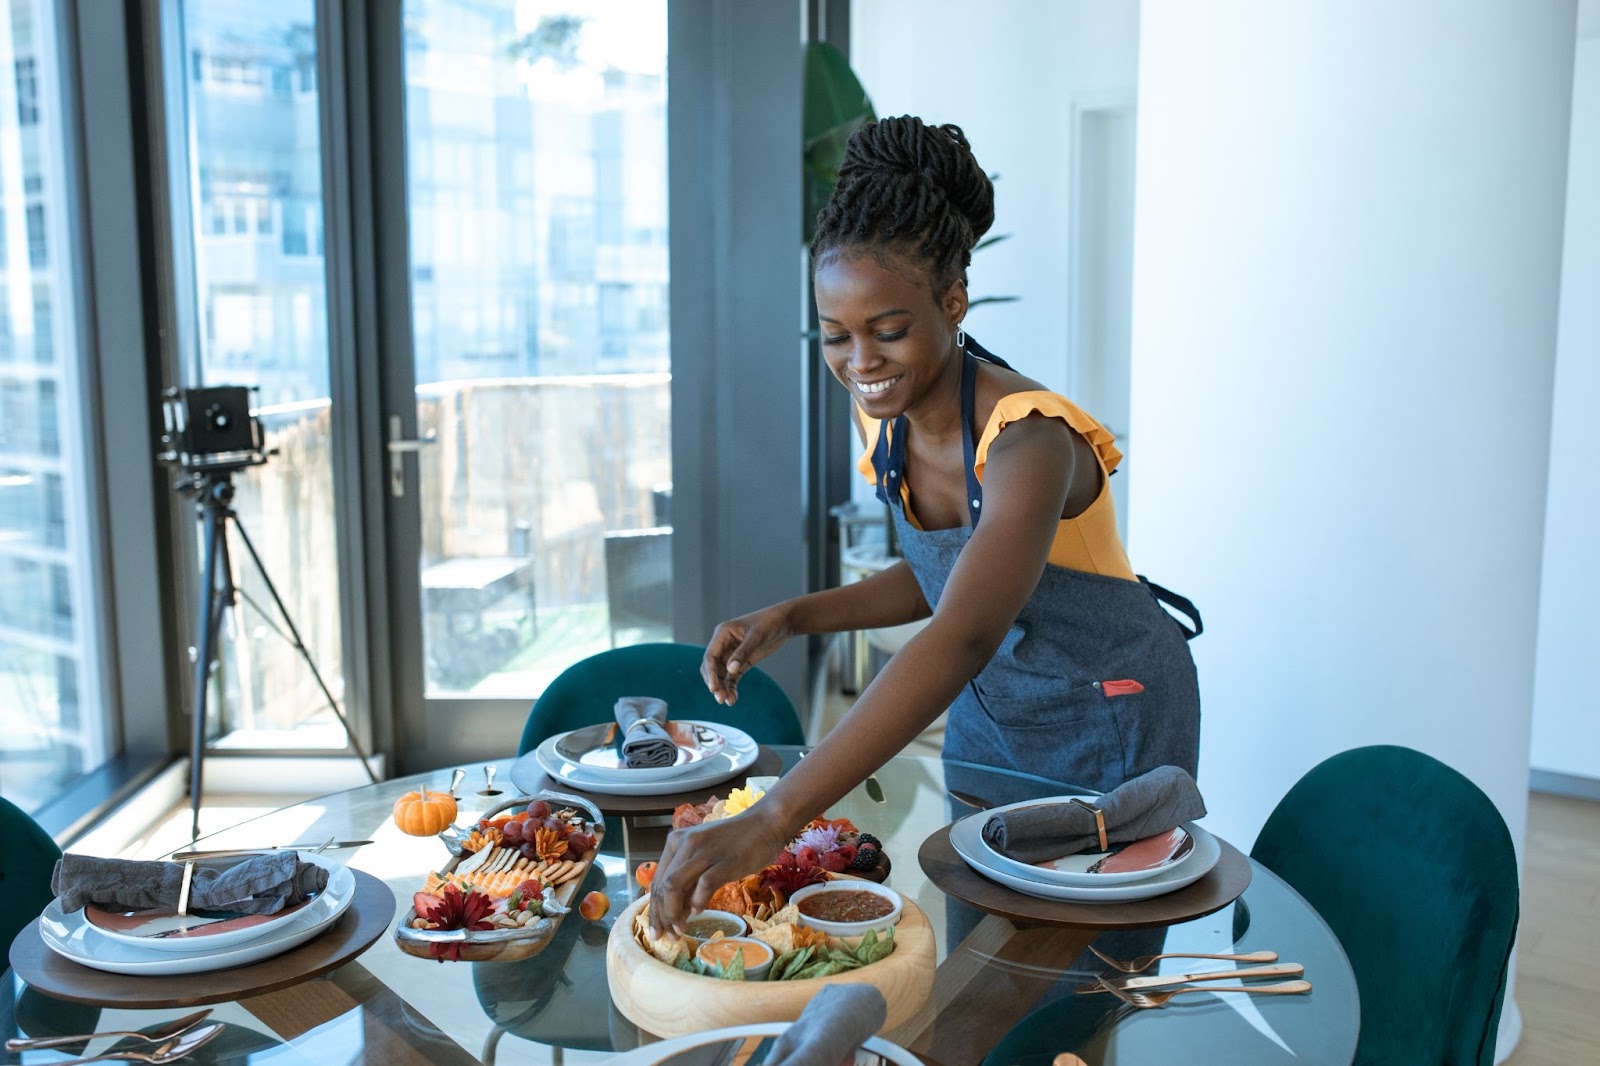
xmin=872 ymin=339 xmax=1202 ymax=792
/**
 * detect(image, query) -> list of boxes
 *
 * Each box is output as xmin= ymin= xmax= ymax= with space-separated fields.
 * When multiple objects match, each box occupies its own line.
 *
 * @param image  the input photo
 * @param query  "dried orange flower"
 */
xmin=534 ymin=827 xmax=569 ymax=863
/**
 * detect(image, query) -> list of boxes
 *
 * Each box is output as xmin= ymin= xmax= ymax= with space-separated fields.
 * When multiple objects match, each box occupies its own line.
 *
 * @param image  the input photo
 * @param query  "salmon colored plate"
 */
xmin=84 ymin=895 xmax=314 ymax=953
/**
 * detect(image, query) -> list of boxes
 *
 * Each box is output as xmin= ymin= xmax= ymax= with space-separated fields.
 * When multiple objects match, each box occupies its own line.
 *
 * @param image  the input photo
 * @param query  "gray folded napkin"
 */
xmin=766 ymin=983 xmax=888 ymax=1066
xmin=614 ymin=696 xmax=677 ymax=769
xmin=981 ymin=765 xmax=1207 ymax=864
xmin=51 ymin=851 xmax=329 ymax=916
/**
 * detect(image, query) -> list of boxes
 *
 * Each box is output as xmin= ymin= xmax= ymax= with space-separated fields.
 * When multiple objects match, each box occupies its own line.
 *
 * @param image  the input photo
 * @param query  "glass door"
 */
xmin=160 ymin=0 xmax=354 ymax=755
xmin=386 ymin=0 xmax=670 ymax=754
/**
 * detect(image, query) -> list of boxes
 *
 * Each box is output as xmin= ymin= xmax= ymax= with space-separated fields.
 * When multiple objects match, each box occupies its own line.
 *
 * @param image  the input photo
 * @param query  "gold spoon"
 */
xmin=1089 ymin=943 xmax=1279 ymax=973
xmin=6 ymin=1009 xmax=213 ymax=1052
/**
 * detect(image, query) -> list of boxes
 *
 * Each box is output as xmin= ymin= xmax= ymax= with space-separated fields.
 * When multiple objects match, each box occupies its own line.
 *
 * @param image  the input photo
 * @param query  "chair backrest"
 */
xmin=518 ymin=642 xmax=805 ymax=756
xmin=1 ymin=796 xmax=62 ymax=954
xmin=1251 ymin=745 xmax=1518 ymax=1066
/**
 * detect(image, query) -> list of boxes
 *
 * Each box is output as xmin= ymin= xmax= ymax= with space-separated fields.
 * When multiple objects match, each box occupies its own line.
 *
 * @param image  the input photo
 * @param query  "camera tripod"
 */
xmin=182 ymin=468 xmax=378 ymax=840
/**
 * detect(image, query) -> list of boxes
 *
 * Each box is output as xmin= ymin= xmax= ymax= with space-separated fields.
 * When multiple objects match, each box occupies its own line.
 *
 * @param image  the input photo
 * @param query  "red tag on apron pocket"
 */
xmin=1099 ymin=679 xmax=1145 ymax=697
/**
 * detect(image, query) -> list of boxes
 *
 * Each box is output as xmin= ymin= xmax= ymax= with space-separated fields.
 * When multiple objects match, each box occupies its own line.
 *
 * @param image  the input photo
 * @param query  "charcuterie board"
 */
xmin=393 ymin=792 xmax=605 ymax=962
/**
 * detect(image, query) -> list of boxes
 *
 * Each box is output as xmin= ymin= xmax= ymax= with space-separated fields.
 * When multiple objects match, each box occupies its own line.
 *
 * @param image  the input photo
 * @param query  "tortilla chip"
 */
xmin=752 ymin=923 xmax=798 ymax=954
xmin=631 ymin=902 xmax=690 ymax=966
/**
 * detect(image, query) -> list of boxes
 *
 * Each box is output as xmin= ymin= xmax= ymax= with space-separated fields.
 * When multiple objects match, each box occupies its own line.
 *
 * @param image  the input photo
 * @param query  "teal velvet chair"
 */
xmin=517 ymin=641 xmax=805 ymax=757
xmin=1251 ymin=745 xmax=1518 ymax=1066
xmin=1 ymin=796 xmax=62 ymax=955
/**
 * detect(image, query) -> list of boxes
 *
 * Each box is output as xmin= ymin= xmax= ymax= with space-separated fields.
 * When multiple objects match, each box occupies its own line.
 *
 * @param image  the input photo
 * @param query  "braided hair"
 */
xmin=811 ymin=116 xmax=995 ymax=298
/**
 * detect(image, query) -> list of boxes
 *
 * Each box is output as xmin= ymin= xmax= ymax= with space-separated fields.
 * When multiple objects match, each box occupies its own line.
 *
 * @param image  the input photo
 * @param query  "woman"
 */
xmin=649 ymin=116 xmax=1200 ymax=934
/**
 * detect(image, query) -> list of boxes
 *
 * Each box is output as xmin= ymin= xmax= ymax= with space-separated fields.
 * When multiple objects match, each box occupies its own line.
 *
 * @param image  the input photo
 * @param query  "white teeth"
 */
xmin=856 ymin=376 xmax=900 ymax=395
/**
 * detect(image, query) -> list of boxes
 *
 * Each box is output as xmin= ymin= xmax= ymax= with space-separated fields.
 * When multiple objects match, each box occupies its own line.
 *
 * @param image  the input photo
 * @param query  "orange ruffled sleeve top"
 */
xmin=856 ymin=391 xmax=1136 ymax=580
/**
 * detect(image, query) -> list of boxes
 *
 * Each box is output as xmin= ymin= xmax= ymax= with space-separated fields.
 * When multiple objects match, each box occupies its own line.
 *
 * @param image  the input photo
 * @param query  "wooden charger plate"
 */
xmin=9 ymin=870 xmax=394 ymax=1009
xmin=607 ymin=893 xmax=935 ymax=1039
xmin=918 ymin=824 xmax=1252 ymax=930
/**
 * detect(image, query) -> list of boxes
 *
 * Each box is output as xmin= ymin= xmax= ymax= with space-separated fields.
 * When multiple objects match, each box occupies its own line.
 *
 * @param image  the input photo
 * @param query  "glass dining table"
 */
xmin=3 ymin=750 xmax=1359 ymax=1065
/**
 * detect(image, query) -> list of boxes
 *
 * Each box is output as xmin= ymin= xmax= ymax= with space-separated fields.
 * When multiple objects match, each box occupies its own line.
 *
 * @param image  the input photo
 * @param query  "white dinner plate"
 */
xmin=950 ymin=811 xmax=1221 ymax=903
xmin=974 ymin=796 xmax=1197 ymax=887
xmin=39 ymin=855 xmax=356 ymax=976
xmin=511 ymin=721 xmax=760 ymax=797
xmin=606 ymin=1022 xmax=922 ymax=1066
xmin=550 ymin=720 xmax=729 ymax=783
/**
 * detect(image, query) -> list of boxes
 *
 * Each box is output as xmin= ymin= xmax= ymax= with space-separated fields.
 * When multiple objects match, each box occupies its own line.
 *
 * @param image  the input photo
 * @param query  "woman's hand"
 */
xmin=648 ymin=805 xmax=793 ymax=936
xmin=701 ymin=605 xmax=794 ymax=705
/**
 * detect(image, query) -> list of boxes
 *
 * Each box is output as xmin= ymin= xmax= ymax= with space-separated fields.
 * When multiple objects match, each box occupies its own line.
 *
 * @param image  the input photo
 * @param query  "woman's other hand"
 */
xmin=648 ymin=805 xmax=792 ymax=936
xmin=701 ymin=605 xmax=793 ymax=705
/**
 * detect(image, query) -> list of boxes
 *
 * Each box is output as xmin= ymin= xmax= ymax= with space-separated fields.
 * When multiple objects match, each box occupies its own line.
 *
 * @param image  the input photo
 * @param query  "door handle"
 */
xmin=387 ymin=414 xmax=437 ymax=497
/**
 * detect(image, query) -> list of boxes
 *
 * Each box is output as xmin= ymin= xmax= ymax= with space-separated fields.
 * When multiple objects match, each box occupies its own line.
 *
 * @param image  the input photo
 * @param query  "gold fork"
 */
xmin=1089 ymin=944 xmax=1279 ymax=973
xmin=1099 ymin=978 xmax=1312 ymax=1008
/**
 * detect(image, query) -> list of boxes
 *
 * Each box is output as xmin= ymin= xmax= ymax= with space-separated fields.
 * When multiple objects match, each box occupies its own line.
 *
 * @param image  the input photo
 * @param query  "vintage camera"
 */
xmin=157 ymin=385 xmax=269 ymax=473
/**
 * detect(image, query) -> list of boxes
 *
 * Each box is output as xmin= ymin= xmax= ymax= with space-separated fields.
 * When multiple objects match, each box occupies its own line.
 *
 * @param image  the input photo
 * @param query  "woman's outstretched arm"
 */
xmin=650 ymin=415 xmax=1079 ymax=933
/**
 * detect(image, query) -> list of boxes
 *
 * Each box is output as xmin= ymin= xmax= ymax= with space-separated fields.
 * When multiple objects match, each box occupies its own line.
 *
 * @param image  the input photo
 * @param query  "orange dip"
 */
xmin=696 ymin=938 xmax=770 ymax=969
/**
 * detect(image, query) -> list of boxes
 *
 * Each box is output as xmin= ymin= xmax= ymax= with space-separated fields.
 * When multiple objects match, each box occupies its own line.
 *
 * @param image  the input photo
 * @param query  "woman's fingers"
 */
xmin=701 ymin=625 xmax=743 ymax=704
xmin=648 ymin=831 xmax=689 ymax=935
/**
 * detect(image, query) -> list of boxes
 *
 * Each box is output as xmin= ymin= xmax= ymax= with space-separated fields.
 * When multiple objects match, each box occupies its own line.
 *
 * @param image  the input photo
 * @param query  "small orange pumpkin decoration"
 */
xmin=392 ymin=788 xmax=458 ymax=836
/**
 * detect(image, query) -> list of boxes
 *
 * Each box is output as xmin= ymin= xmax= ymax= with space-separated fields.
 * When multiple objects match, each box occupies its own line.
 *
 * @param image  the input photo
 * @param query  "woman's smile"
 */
xmin=854 ymin=374 xmax=903 ymax=396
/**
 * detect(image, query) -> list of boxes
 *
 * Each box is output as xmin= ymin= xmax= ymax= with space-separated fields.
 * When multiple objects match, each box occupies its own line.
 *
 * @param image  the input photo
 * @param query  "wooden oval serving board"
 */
xmin=393 ymin=793 xmax=605 ymax=962
xmin=606 ymin=894 xmax=934 ymax=1038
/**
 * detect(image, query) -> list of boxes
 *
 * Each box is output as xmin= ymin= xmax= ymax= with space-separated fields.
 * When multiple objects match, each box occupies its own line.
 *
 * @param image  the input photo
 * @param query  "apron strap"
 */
xmin=1139 ymin=576 xmax=1204 ymax=641
xmin=960 ymin=350 xmax=984 ymax=527
xmin=871 ymin=413 xmax=894 ymax=505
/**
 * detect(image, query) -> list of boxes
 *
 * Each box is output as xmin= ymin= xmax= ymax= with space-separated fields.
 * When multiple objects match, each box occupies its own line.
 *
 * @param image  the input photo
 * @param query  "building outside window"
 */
xmin=0 ymin=0 xmax=111 ymax=814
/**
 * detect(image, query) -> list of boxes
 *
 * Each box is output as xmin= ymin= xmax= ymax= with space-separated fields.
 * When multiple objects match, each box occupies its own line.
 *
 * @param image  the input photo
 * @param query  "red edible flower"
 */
xmin=412 ymin=883 xmax=496 ymax=961
xmin=758 ymin=860 xmax=827 ymax=899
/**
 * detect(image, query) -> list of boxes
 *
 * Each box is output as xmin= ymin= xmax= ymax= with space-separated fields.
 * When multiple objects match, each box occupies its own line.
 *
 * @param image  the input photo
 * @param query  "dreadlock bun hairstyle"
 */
xmin=812 ymin=116 xmax=995 ymax=297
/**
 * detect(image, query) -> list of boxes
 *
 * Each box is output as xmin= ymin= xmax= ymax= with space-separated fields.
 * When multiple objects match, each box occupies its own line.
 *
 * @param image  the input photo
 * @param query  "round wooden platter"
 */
xmin=510 ymin=744 xmax=784 ymax=815
xmin=10 ymin=871 xmax=394 ymax=1009
xmin=918 ymin=825 xmax=1252 ymax=930
xmin=607 ymin=894 xmax=934 ymax=1039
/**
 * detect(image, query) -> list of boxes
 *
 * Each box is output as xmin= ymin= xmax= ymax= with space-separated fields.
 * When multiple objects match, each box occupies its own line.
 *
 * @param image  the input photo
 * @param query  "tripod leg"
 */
xmin=190 ymin=492 xmax=228 ymax=841
xmin=229 ymin=518 xmax=380 ymax=783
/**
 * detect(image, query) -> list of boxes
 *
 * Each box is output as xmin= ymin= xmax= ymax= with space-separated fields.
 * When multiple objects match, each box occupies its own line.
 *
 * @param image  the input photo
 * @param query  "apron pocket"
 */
xmin=967 ymin=681 xmax=1130 ymax=791
xmin=969 ymin=680 xmax=1115 ymax=733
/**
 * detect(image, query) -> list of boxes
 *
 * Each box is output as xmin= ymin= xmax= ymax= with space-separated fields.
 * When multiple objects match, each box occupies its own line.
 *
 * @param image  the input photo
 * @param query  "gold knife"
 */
xmin=1077 ymin=962 xmax=1305 ymax=993
xmin=170 ymin=840 xmax=374 ymax=861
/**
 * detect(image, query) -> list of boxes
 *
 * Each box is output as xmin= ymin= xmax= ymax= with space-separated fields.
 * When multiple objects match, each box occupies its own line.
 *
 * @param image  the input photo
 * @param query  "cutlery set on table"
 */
xmin=1077 ymin=944 xmax=1312 ymax=1009
xmin=5 ymin=1008 xmax=222 ymax=1064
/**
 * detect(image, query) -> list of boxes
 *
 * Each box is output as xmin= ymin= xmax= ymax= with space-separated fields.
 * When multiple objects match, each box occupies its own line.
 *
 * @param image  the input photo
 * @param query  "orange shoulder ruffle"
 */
xmin=972 ymin=391 xmax=1122 ymax=483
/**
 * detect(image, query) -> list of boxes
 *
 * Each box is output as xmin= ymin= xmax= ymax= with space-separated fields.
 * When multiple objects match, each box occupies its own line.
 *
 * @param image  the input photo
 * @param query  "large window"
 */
xmin=167 ymin=0 xmax=349 ymax=751
xmin=403 ymin=0 xmax=670 ymax=696
xmin=0 ymin=0 xmax=110 ymax=813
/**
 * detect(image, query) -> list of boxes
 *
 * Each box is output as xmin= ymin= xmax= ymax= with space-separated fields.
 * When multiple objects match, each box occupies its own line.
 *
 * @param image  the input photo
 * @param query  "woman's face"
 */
xmin=814 ymin=249 xmax=967 ymax=422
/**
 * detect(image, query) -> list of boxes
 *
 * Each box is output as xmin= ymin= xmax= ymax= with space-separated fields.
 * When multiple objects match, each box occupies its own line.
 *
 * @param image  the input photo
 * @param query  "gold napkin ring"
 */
xmin=1068 ymin=797 xmax=1109 ymax=852
xmin=177 ymin=860 xmax=195 ymax=917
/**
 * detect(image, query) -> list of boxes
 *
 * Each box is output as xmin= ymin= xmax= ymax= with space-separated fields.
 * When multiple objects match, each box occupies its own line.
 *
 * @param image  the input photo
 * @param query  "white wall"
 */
xmin=848 ymin=0 xmax=1140 ymax=389
xmin=1530 ymin=32 xmax=1600 ymax=787
xmin=1130 ymin=6 xmax=1576 ymax=1054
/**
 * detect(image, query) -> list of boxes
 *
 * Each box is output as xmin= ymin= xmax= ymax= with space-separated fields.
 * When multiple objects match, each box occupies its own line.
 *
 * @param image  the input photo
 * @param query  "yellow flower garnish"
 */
xmin=721 ymin=785 xmax=766 ymax=817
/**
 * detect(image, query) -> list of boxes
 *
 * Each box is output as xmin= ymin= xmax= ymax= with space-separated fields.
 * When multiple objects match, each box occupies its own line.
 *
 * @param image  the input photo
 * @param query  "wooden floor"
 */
xmin=1504 ymin=790 xmax=1600 ymax=1064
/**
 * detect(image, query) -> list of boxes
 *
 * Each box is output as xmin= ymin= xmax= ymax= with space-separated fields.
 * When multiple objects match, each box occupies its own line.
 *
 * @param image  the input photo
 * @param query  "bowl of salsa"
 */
xmin=788 ymin=881 xmax=903 ymax=937
xmin=683 ymin=910 xmax=748 ymax=944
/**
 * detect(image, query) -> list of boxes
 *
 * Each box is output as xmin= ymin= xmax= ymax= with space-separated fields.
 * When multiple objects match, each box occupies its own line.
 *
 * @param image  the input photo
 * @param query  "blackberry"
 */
xmin=859 ymin=833 xmax=882 ymax=849
xmin=850 ymin=846 xmax=882 ymax=871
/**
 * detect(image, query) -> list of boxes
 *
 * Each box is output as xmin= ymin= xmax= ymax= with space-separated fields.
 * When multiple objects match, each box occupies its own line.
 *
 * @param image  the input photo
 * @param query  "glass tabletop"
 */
xmin=4 ymin=749 xmax=1358 ymax=1065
